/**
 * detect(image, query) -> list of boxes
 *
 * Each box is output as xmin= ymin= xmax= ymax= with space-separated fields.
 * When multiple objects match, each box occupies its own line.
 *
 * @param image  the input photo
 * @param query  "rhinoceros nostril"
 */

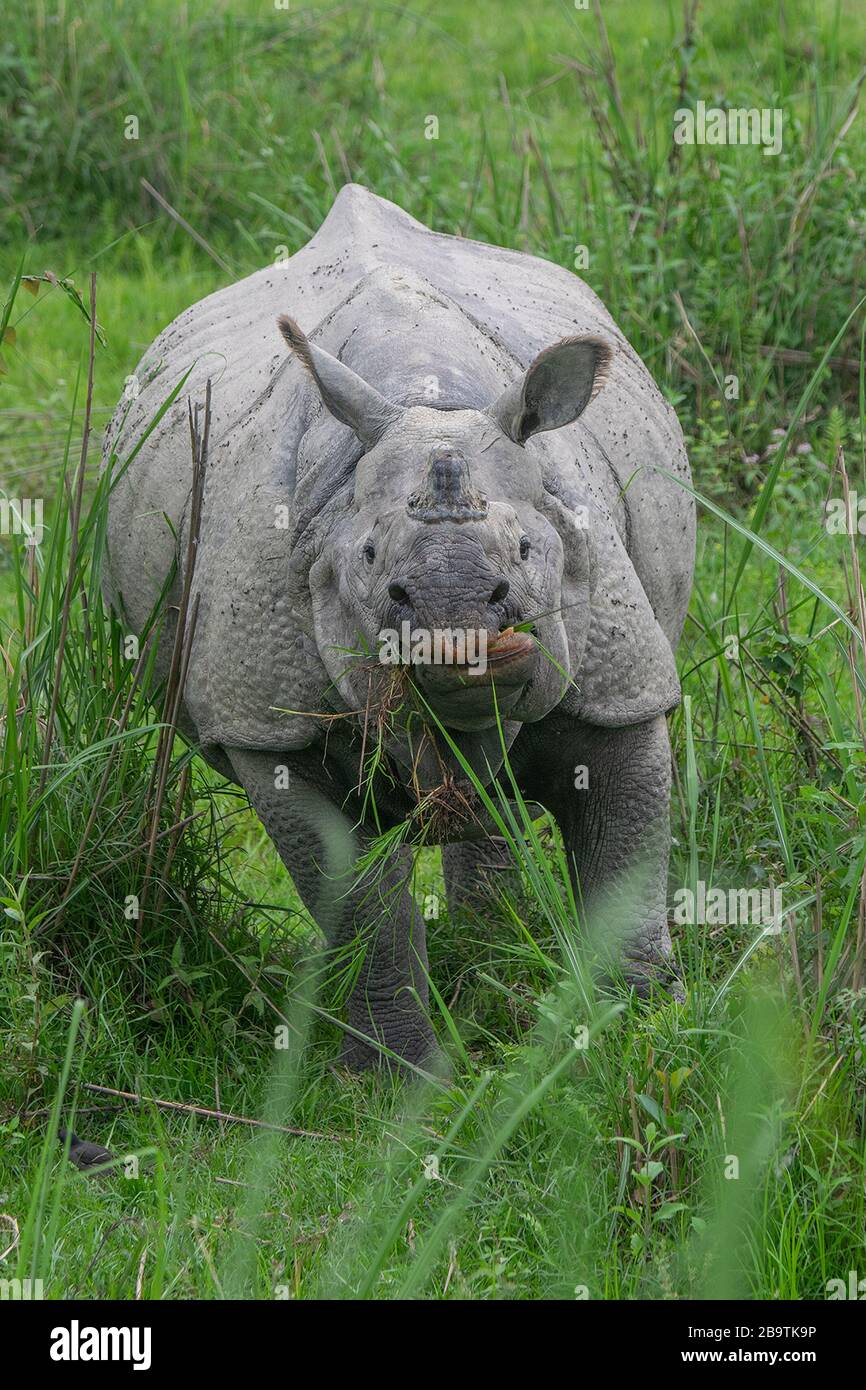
xmin=490 ymin=580 xmax=510 ymax=604
xmin=388 ymin=582 xmax=410 ymax=606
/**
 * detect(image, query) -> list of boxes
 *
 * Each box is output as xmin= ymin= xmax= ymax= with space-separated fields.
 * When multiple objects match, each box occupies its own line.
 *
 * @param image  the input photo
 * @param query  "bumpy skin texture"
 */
xmin=517 ymin=713 xmax=677 ymax=989
xmin=227 ymin=748 xmax=436 ymax=1070
xmin=103 ymin=186 xmax=695 ymax=1069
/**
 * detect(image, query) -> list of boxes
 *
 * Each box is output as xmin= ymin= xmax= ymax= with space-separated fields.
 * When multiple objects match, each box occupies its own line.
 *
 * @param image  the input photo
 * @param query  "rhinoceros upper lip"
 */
xmin=485 ymin=627 xmax=535 ymax=662
xmin=416 ymin=628 xmax=536 ymax=691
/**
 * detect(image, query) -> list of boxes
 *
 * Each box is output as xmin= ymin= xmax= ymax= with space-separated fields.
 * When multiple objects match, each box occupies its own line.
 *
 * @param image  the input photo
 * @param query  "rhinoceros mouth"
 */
xmin=458 ymin=628 xmax=535 ymax=685
xmin=413 ymin=628 xmax=537 ymax=696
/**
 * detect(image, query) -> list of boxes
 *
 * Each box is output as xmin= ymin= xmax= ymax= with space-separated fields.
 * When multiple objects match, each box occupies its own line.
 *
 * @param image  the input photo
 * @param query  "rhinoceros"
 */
xmin=103 ymin=184 xmax=694 ymax=1070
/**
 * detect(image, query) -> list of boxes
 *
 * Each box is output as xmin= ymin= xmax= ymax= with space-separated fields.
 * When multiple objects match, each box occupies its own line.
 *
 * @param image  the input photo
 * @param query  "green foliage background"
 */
xmin=1 ymin=0 xmax=865 ymax=1301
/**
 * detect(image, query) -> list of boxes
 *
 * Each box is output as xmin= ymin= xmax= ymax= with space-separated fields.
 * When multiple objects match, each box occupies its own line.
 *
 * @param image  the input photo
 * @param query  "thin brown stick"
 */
xmin=139 ymin=386 xmax=210 ymax=936
xmin=151 ymin=764 xmax=191 ymax=920
xmin=669 ymin=0 xmax=700 ymax=172
xmin=79 ymin=1082 xmax=345 ymax=1142
xmin=140 ymin=596 xmax=199 ymax=917
xmin=34 ymin=273 xmax=98 ymax=812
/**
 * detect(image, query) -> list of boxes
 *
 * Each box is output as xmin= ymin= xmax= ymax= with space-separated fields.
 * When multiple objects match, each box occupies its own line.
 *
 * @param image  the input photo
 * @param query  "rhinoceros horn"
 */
xmin=487 ymin=335 xmax=614 ymax=444
xmin=406 ymin=448 xmax=489 ymax=523
xmin=277 ymin=314 xmax=402 ymax=447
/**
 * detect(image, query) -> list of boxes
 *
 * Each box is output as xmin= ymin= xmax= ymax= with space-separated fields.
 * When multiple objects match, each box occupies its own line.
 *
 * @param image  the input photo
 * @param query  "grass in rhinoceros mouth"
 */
xmin=2 ymin=0 xmax=866 ymax=1302
xmin=274 ymin=645 xmax=511 ymax=843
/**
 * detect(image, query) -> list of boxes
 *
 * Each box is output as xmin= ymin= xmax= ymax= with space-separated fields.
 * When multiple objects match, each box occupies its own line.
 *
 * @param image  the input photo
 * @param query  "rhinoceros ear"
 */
xmin=488 ymin=336 xmax=614 ymax=444
xmin=277 ymin=315 xmax=401 ymax=447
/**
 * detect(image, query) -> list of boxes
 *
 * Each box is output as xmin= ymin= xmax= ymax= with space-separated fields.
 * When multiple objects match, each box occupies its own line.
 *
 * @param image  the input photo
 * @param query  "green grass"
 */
xmin=2 ymin=0 xmax=866 ymax=1301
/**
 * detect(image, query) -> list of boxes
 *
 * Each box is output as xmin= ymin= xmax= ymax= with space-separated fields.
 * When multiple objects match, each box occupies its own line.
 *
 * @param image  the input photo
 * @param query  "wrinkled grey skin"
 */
xmin=103 ymin=186 xmax=694 ymax=1071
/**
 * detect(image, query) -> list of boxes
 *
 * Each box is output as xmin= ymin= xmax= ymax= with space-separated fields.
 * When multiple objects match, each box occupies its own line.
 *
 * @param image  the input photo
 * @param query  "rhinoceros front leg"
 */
xmin=227 ymin=749 xmax=437 ymax=1072
xmin=441 ymin=838 xmax=516 ymax=918
xmin=535 ymin=715 xmax=680 ymax=995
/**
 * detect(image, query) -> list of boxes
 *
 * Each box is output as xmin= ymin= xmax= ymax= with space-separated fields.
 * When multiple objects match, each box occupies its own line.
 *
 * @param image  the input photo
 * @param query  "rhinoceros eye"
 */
xmin=519 ymin=535 xmax=531 ymax=560
xmin=363 ymin=540 xmax=376 ymax=564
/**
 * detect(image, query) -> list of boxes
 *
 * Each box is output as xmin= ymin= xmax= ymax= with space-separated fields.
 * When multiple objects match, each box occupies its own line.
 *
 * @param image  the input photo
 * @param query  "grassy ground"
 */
xmin=1 ymin=0 xmax=866 ymax=1300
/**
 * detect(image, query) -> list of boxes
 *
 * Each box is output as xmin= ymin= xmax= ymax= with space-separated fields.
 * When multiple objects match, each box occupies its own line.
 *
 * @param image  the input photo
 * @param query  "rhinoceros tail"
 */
xmin=277 ymin=313 xmax=316 ymax=375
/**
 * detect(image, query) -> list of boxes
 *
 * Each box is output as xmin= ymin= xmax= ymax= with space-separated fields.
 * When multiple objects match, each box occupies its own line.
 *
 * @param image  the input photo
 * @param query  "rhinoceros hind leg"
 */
xmin=441 ymin=837 xmax=516 ymax=919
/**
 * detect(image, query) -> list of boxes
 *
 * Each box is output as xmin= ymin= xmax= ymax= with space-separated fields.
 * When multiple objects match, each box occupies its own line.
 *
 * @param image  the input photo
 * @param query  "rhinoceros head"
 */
xmin=278 ymin=315 xmax=613 ymax=733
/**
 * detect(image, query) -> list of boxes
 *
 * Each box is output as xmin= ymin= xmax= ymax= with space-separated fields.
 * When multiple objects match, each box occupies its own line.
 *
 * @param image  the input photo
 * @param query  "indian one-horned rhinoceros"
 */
xmin=103 ymin=184 xmax=694 ymax=1071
